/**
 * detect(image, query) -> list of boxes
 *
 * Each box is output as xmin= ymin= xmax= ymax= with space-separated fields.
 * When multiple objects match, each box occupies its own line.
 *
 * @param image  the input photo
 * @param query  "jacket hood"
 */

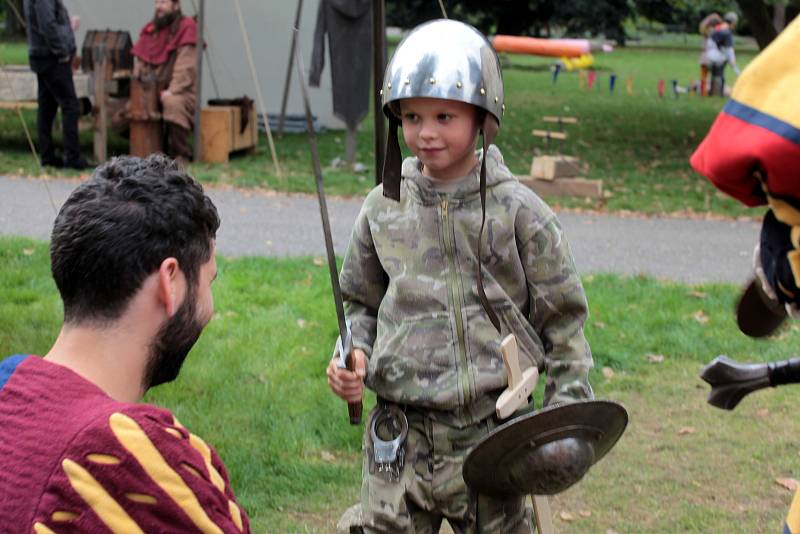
xmin=401 ymin=145 xmax=517 ymax=204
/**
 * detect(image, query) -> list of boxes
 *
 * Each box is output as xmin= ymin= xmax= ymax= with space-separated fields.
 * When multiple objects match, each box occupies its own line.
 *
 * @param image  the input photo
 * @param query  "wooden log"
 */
xmin=129 ymin=77 xmax=162 ymax=157
xmin=519 ymin=176 xmax=603 ymax=198
xmin=530 ymin=155 xmax=583 ymax=181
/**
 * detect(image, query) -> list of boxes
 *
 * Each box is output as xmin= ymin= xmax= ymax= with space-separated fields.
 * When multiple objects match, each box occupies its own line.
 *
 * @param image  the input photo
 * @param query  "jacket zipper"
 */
xmin=440 ymin=199 xmax=472 ymax=406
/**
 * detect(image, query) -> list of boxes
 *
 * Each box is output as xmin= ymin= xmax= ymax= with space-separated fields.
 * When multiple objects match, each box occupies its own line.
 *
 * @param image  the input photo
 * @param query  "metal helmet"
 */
xmin=723 ymin=11 xmax=739 ymax=26
xmin=382 ymin=19 xmax=504 ymax=126
xmin=380 ymin=19 xmax=504 ymax=201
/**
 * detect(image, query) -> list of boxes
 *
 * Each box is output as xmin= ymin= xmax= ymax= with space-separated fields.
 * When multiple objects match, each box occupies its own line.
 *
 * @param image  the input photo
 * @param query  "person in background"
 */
xmin=23 ymin=0 xmax=88 ymax=170
xmin=131 ymin=0 xmax=199 ymax=162
xmin=706 ymin=11 xmax=741 ymax=96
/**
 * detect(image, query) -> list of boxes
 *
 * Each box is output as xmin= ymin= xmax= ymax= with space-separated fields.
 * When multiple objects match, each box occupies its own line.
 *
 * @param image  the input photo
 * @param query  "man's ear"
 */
xmin=157 ymin=258 xmax=181 ymax=317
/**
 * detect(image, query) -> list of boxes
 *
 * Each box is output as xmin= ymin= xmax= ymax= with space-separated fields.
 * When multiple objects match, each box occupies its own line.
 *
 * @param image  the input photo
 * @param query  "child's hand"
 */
xmin=327 ymin=348 xmax=367 ymax=403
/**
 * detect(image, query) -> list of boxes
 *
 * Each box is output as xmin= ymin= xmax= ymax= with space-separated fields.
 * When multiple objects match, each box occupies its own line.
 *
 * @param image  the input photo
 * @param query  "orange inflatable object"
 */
xmin=492 ymin=35 xmax=588 ymax=58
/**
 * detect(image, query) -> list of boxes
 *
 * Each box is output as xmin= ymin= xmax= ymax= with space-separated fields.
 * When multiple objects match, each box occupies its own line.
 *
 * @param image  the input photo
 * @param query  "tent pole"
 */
xmin=192 ymin=0 xmax=205 ymax=162
xmin=278 ymin=0 xmax=304 ymax=137
xmin=372 ymin=0 xmax=386 ymax=185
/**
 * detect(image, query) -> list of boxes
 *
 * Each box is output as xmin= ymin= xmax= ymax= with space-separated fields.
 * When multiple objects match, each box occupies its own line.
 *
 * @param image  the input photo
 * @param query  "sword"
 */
xmin=293 ymin=27 xmax=362 ymax=425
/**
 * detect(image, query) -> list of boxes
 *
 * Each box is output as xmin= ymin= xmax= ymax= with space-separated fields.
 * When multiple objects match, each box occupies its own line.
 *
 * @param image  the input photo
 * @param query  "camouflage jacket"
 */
xmin=340 ymin=145 xmax=593 ymax=427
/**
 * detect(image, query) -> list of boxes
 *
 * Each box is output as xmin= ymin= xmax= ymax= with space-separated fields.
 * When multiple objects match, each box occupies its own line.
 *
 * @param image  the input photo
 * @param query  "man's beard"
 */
xmin=153 ymin=9 xmax=180 ymax=31
xmin=144 ymin=287 xmax=206 ymax=390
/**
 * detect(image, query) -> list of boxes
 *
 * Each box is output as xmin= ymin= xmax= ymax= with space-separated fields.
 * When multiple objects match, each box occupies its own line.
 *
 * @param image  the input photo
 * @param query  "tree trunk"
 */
xmin=736 ymin=0 xmax=779 ymax=48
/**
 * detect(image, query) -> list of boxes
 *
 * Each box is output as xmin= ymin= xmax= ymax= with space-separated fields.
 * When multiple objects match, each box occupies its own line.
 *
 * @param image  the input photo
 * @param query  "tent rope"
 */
xmin=232 ymin=0 xmax=283 ymax=179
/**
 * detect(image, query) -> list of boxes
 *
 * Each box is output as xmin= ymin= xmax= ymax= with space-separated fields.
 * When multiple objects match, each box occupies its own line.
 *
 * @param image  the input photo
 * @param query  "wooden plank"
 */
xmin=93 ymin=54 xmax=108 ymax=164
xmin=532 ymin=129 xmax=567 ymax=140
xmin=542 ymin=116 xmax=578 ymax=124
xmin=519 ymin=176 xmax=603 ymax=198
xmin=0 ymin=66 xmax=91 ymax=101
xmin=530 ymin=155 xmax=583 ymax=180
xmin=200 ymin=107 xmax=233 ymax=164
xmin=230 ymin=106 xmax=258 ymax=152
xmin=0 ymin=101 xmax=37 ymax=110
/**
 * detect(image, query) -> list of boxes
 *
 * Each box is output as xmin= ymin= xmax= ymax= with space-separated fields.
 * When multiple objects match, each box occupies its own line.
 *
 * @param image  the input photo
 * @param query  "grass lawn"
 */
xmin=3 ymin=236 xmax=800 ymax=532
xmin=1 ymin=40 xmax=759 ymax=217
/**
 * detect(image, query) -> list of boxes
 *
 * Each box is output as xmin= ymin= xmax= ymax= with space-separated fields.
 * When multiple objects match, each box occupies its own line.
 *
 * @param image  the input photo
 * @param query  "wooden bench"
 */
xmin=200 ymin=105 xmax=258 ymax=164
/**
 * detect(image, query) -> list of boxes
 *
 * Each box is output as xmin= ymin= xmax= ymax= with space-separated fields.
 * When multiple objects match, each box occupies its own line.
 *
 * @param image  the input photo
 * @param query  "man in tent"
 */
xmin=131 ymin=0 xmax=198 ymax=161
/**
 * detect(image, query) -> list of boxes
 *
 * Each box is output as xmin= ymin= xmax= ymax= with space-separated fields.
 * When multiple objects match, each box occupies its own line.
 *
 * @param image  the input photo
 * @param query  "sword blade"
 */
xmin=293 ymin=31 xmax=348 ymax=341
xmin=293 ymin=28 xmax=361 ymax=425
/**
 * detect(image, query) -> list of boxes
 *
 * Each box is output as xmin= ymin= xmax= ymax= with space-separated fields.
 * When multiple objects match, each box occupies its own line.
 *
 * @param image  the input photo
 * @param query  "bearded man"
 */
xmin=131 ymin=0 xmax=199 ymax=160
xmin=0 ymin=155 xmax=249 ymax=532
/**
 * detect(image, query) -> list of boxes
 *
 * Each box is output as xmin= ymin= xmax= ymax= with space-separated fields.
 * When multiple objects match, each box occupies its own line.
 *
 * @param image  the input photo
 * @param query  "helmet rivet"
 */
xmin=379 ymin=89 xmax=383 ymax=96
xmin=456 ymin=81 xmax=463 ymax=89
xmin=387 ymin=82 xmax=392 ymax=89
xmin=480 ymin=87 xmax=486 ymax=96
xmin=404 ymin=78 xmax=410 ymax=85
xmin=429 ymin=77 xmax=436 ymax=84
xmin=494 ymin=96 xmax=499 ymax=103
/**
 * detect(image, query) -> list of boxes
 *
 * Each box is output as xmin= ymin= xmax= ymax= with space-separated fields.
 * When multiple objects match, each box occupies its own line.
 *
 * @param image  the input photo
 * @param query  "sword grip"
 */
xmin=346 ymin=353 xmax=363 ymax=425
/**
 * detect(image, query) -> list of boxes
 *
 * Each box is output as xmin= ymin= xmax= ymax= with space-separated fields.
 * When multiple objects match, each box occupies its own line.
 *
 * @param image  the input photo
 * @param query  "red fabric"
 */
xmin=690 ymin=111 xmax=800 ymax=207
xmin=0 ymin=356 xmax=250 ymax=532
xmin=132 ymin=15 xmax=198 ymax=66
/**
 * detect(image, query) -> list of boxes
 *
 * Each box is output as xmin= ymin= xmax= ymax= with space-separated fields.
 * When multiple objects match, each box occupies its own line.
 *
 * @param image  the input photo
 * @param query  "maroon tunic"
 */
xmin=0 ymin=355 xmax=250 ymax=533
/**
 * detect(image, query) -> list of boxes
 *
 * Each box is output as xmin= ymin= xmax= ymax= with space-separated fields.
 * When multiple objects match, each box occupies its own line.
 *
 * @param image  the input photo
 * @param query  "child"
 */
xmin=327 ymin=19 xmax=593 ymax=533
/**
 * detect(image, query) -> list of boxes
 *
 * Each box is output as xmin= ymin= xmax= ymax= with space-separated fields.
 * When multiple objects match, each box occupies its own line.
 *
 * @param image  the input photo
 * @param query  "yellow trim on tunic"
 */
xmin=787 ymin=487 xmax=800 ymax=533
xmin=731 ymin=17 xmax=800 ymax=130
xmin=33 ymin=523 xmax=57 ymax=534
xmin=62 ymin=458 xmax=145 ymax=534
xmin=109 ymin=412 xmax=223 ymax=534
xmin=188 ymin=433 xmax=227 ymax=494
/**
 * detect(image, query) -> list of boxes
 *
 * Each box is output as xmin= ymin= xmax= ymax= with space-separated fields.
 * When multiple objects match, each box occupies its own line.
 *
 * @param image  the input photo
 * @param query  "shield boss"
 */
xmin=463 ymin=400 xmax=628 ymax=497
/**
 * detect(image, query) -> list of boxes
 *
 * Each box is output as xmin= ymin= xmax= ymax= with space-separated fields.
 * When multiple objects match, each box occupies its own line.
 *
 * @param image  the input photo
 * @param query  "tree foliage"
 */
xmin=385 ymin=0 xmax=798 ymax=48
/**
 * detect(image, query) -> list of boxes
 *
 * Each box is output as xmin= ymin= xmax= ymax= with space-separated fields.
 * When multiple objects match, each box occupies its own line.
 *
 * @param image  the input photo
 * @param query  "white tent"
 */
xmin=63 ymin=0 xmax=346 ymax=130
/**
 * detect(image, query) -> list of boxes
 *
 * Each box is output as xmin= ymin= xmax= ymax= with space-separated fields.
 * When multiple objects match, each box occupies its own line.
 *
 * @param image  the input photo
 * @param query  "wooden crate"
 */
xmin=200 ymin=105 xmax=258 ymax=164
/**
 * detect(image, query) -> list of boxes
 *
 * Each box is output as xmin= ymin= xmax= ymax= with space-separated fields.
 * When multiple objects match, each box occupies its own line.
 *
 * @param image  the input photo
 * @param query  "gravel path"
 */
xmin=0 ymin=175 xmax=760 ymax=285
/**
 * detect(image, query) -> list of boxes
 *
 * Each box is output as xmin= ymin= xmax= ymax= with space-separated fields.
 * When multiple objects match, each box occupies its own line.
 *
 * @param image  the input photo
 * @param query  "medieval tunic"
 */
xmin=0 ymin=355 xmax=250 ymax=532
xmin=131 ymin=16 xmax=198 ymax=130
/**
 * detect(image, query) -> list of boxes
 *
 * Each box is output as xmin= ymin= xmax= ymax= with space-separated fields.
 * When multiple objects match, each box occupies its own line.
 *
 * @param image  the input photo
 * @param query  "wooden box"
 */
xmin=200 ymin=105 xmax=258 ymax=164
xmin=530 ymin=155 xmax=584 ymax=181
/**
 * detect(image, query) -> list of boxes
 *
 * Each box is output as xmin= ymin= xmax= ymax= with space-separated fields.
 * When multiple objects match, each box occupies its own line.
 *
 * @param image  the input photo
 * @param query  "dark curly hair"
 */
xmin=50 ymin=155 xmax=220 ymax=324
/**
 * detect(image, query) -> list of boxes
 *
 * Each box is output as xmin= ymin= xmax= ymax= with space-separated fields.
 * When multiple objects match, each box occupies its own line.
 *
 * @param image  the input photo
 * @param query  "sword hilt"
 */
xmin=337 ymin=327 xmax=362 ymax=425
xmin=700 ymin=355 xmax=800 ymax=410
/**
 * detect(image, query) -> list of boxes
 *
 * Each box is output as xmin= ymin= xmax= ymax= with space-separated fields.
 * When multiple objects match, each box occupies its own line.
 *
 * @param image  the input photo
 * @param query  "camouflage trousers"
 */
xmin=359 ymin=404 xmax=533 ymax=533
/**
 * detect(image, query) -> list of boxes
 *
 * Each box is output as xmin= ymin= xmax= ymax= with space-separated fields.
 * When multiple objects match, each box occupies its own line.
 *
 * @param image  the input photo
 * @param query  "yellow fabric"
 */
xmin=86 ymin=453 xmax=122 ymax=465
xmin=768 ymin=196 xmax=800 ymax=227
xmin=33 ymin=523 xmax=57 ymax=534
xmin=109 ymin=412 xmax=223 ymax=534
xmin=126 ymin=493 xmax=158 ymax=505
xmin=51 ymin=511 xmax=79 ymax=521
xmin=791 ymin=226 xmax=800 ymax=250
xmin=787 ymin=486 xmax=800 ymax=533
xmin=182 ymin=463 xmax=204 ymax=479
xmin=62 ymin=458 xmax=145 ymax=534
xmin=164 ymin=427 xmax=183 ymax=439
xmin=731 ymin=17 xmax=800 ymax=129
xmin=228 ymin=500 xmax=244 ymax=532
xmin=188 ymin=433 xmax=226 ymax=494
xmin=787 ymin=250 xmax=800 ymax=290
